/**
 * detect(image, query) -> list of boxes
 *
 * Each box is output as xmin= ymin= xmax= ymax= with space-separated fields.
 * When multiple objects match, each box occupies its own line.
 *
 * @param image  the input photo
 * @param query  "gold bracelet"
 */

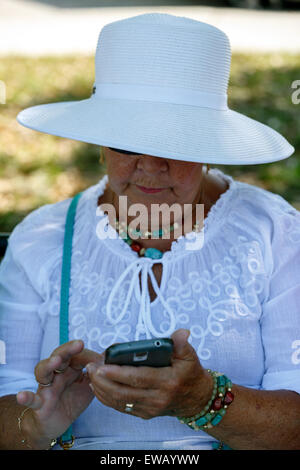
xmin=17 ymin=407 xmax=57 ymax=450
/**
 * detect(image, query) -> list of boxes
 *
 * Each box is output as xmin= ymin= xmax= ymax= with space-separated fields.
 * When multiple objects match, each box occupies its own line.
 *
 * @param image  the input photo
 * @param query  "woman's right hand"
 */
xmin=16 ymin=340 xmax=103 ymax=449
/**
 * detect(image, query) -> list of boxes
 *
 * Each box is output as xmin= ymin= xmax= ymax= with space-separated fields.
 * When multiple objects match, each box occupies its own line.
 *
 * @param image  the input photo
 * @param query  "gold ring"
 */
xmin=124 ymin=403 xmax=134 ymax=413
xmin=54 ymin=368 xmax=67 ymax=374
xmin=38 ymin=381 xmax=53 ymax=387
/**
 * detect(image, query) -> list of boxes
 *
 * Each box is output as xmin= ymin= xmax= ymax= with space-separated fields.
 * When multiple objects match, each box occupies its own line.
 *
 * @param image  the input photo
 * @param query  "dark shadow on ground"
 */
xmin=20 ymin=0 xmax=300 ymax=8
xmin=20 ymin=0 xmax=228 ymax=8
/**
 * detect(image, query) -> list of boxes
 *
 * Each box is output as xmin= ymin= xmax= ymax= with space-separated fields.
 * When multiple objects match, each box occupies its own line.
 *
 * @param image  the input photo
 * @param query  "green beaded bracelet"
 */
xmin=177 ymin=370 xmax=234 ymax=431
xmin=177 ymin=372 xmax=218 ymax=425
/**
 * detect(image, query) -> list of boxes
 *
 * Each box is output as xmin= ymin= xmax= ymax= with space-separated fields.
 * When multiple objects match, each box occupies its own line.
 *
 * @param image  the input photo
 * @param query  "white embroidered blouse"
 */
xmin=0 ymin=168 xmax=299 ymax=450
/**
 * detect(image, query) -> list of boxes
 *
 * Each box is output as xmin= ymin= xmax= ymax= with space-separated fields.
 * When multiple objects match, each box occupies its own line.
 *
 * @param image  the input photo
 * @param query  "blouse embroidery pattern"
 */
xmin=51 ymin=231 xmax=267 ymax=358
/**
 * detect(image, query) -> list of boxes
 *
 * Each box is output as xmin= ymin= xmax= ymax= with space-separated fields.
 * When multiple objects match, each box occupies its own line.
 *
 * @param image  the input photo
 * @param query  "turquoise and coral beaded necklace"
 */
xmin=98 ymin=176 xmax=205 ymax=260
xmin=114 ymin=218 xmax=202 ymax=260
xmin=111 ymin=181 xmax=205 ymax=260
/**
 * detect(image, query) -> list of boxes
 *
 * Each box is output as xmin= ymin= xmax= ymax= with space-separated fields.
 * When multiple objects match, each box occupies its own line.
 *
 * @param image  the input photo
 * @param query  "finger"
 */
xmin=90 ymin=376 xmax=163 ymax=420
xmin=171 ymin=329 xmax=194 ymax=361
xmin=89 ymin=372 xmax=149 ymax=410
xmin=90 ymin=385 xmax=125 ymax=414
xmin=170 ymin=329 xmax=203 ymax=377
xmin=50 ymin=340 xmax=84 ymax=371
xmin=34 ymin=340 xmax=83 ymax=385
xmin=91 ymin=387 xmax=134 ymax=415
xmin=70 ymin=349 xmax=105 ymax=371
xmin=34 ymin=355 xmax=62 ymax=387
xmin=16 ymin=391 xmax=43 ymax=411
xmin=88 ymin=364 xmax=160 ymax=404
xmin=87 ymin=363 xmax=170 ymax=389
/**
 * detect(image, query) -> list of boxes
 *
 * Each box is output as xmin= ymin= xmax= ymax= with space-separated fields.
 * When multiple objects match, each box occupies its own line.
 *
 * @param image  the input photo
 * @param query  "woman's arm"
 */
xmin=0 ymin=395 xmax=52 ymax=450
xmin=204 ymin=384 xmax=300 ymax=450
xmin=87 ymin=329 xmax=300 ymax=450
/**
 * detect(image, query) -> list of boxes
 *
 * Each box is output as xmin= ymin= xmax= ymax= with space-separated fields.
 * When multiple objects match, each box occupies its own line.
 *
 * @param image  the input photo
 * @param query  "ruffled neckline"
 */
xmin=87 ymin=169 xmax=237 ymax=262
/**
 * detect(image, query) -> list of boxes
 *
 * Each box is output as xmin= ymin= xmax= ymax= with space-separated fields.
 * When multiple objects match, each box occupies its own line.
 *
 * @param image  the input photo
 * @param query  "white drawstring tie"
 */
xmin=106 ymin=257 xmax=176 ymax=340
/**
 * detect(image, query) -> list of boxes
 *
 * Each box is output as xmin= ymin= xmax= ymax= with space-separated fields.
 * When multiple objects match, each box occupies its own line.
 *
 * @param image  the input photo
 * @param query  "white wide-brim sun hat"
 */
xmin=17 ymin=12 xmax=294 ymax=165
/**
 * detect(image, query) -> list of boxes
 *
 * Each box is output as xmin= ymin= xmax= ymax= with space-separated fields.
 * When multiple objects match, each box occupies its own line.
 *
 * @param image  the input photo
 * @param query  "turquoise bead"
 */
xmin=212 ymin=441 xmax=222 ymax=450
xmin=211 ymin=441 xmax=232 ymax=451
xmin=211 ymin=413 xmax=223 ymax=426
xmin=217 ymin=375 xmax=226 ymax=386
xmin=195 ymin=416 xmax=208 ymax=427
xmin=144 ymin=248 xmax=163 ymax=259
xmin=204 ymin=412 xmax=213 ymax=422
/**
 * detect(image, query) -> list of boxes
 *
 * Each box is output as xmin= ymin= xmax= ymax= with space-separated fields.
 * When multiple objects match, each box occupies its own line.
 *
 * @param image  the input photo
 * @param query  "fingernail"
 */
xmin=96 ymin=367 xmax=105 ymax=377
xmin=50 ymin=356 xmax=59 ymax=366
xmin=89 ymin=383 xmax=95 ymax=392
xmin=17 ymin=391 xmax=27 ymax=404
xmin=86 ymin=363 xmax=96 ymax=375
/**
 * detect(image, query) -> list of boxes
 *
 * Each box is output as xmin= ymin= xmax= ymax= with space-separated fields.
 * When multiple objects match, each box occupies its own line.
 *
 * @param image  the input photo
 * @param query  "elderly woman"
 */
xmin=0 ymin=13 xmax=299 ymax=451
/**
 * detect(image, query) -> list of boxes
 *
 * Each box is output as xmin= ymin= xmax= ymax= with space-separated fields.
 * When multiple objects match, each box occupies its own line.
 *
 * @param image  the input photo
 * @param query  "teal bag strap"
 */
xmin=58 ymin=191 xmax=83 ymax=448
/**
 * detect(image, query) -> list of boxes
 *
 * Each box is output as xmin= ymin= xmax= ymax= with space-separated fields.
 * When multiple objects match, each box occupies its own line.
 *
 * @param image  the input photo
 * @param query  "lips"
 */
xmin=136 ymin=185 xmax=167 ymax=193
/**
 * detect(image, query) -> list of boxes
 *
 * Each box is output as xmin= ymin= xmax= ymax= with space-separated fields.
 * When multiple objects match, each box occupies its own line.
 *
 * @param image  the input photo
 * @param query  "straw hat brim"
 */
xmin=17 ymin=96 xmax=294 ymax=165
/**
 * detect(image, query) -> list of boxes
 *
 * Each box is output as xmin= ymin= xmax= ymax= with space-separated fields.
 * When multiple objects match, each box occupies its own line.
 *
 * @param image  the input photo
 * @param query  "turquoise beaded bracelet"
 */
xmin=177 ymin=370 xmax=234 ymax=431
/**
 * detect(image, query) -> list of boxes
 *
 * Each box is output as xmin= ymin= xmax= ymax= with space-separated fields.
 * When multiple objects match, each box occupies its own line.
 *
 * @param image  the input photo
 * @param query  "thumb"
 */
xmin=171 ymin=329 xmax=193 ymax=360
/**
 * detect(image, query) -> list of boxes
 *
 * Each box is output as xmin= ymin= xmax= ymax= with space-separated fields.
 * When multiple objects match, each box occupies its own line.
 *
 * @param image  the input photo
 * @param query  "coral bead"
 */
xmin=212 ymin=397 xmax=223 ymax=411
xmin=131 ymin=243 xmax=141 ymax=252
xmin=224 ymin=391 xmax=234 ymax=406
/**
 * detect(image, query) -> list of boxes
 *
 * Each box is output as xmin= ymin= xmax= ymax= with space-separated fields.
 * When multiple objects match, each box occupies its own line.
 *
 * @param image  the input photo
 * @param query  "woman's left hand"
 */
xmin=86 ymin=329 xmax=213 ymax=420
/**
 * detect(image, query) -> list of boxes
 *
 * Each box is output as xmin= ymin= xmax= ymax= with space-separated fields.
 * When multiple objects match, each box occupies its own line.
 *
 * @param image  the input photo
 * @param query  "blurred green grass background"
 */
xmin=0 ymin=53 xmax=299 ymax=233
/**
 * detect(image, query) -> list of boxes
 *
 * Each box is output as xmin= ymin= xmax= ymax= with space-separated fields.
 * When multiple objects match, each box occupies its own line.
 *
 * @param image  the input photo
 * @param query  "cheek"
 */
xmin=172 ymin=164 xmax=202 ymax=188
xmin=107 ymin=156 xmax=135 ymax=185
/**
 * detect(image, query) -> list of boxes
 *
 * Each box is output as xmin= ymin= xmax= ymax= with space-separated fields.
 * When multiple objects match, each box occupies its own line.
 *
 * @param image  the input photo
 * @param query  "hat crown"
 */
xmin=16 ymin=11 xmax=294 ymax=165
xmin=95 ymin=13 xmax=231 ymax=96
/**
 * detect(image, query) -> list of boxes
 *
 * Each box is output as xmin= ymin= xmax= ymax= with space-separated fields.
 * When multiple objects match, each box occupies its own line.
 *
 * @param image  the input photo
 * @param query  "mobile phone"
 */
xmin=105 ymin=338 xmax=174 ymax=367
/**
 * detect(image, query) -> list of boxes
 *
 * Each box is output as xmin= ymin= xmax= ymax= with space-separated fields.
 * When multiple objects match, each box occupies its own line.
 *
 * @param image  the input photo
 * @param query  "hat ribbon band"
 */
xmin=92 ymin=83 xmax=228 ymax=110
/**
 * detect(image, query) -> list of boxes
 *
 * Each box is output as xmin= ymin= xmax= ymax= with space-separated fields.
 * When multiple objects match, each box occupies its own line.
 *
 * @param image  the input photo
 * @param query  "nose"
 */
xmin=137 ymin=155 xmax=168 ymax=174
